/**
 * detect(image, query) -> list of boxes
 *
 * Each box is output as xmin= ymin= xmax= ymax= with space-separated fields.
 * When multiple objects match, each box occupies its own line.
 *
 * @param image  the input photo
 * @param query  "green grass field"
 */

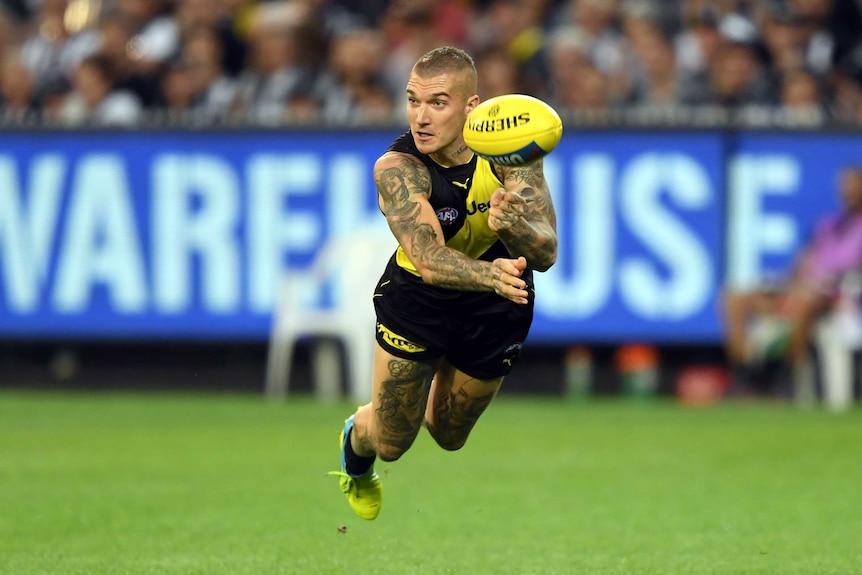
xmin=1 ymin=391 xmax=861 ymax=575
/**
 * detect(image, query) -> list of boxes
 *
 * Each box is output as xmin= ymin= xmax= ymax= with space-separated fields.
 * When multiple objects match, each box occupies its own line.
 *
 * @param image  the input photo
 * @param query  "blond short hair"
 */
xmin=412 ymin=46 xmax=478 ymax=98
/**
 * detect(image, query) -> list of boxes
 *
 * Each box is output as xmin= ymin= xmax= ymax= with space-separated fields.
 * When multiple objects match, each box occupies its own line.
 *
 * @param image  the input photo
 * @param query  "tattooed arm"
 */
xmin=488 ymin=159 xmax=558 ymax=272
xmin=375 ymin=151 xmax=530 ymax=304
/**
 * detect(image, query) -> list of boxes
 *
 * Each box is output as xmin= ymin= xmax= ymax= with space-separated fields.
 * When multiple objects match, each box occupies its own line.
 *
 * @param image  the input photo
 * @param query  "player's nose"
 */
xmin=414 ymin=105 xmax=430 ymax=125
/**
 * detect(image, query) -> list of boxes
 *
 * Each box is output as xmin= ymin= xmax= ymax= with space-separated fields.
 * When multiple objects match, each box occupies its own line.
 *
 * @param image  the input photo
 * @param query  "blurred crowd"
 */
xmin=2 ymin=0 xmax=862 ymax=127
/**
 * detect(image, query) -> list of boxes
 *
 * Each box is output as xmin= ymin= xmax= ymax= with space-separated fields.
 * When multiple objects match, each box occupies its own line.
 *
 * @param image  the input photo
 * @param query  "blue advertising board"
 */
xmin=535 ymin=132 xmax=725 ymax=342
xmin=0 ymin=131 xmax=394 ymax=339
xmin=0 ymin=129 xmax=857 ymax=343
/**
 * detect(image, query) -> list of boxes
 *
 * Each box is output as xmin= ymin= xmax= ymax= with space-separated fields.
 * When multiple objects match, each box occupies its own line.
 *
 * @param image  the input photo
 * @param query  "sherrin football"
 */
xmin=463 ymin=94 xmax=563 ymax=166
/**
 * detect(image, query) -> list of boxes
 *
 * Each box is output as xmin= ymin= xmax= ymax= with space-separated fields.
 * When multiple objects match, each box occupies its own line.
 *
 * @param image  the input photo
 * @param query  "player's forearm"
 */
xmin=495 ymin=222 xmax=557 ymax=272
xmin=496 ymin=169 xmax=558 ymax=270
xmin=386 ymin=207 xmax=494 ymax=291
xmin=409 ymin=230 xmax=495 ymax=291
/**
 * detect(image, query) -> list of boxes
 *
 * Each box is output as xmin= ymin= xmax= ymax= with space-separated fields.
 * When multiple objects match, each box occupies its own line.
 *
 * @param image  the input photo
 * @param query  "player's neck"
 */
xmin=429 ymin=142 xmax=473 ymax=168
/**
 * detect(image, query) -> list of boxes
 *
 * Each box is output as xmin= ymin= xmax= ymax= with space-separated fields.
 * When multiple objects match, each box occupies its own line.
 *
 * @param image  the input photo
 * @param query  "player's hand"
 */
xmin=491 ymin=256 xmax=529 ymax=304
xmin=488 ymin=188 xmax=526 ymax=233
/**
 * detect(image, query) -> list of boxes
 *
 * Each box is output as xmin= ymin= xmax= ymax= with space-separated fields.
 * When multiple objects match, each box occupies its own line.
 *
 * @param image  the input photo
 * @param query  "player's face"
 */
xmin=405 ymin=71 xmax=477 ymax=158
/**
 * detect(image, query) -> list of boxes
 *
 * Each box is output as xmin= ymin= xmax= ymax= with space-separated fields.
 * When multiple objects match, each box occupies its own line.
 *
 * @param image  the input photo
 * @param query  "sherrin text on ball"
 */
xmin=463 ymin=94 xmax=563 ymax=166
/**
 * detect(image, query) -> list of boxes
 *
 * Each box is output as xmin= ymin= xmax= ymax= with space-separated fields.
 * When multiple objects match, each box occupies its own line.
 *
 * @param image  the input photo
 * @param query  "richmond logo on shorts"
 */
xmin=377 ymin=323 xmax=427 ymax=353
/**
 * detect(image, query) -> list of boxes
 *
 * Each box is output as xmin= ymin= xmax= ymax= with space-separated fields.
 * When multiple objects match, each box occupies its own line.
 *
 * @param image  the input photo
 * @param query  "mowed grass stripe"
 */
xmin=1 ymin=392 xmax=860 ymax=575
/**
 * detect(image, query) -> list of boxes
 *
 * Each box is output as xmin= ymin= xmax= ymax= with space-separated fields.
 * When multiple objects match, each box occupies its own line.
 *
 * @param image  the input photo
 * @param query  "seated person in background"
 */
xmin=722 ymin=165 xmax=862 ymax=393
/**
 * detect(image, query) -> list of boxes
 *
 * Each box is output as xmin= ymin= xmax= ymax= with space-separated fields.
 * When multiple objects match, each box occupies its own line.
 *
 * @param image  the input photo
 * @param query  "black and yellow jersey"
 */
xmin=386 ymin=130 xmax=516 ymax=275
xmin=373 ymin=131 xmax=536 ymax=377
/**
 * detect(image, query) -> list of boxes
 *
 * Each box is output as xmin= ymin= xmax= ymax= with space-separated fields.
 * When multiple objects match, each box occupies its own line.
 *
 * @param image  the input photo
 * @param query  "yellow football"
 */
xmin=463 ymin=94 xmax=563 ymax=166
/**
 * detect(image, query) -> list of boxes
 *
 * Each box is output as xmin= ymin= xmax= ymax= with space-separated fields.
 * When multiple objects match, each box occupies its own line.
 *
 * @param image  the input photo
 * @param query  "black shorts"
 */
xmin=372 ymin=255 xmax=535 ymax=379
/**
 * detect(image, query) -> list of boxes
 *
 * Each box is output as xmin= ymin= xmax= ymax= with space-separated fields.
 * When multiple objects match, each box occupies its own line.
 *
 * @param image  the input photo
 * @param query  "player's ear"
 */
xmin=466 ymin=94 xmax=479 ymax=115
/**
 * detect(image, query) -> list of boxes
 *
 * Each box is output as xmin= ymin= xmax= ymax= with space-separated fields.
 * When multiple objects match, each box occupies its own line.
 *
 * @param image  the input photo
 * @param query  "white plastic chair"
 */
xmin=265 ymin=227 xmax=397 ymax=402
xmin=794 ymin=272 xmax=862 ymax=411
xmin=811 ymin=272 xmax=862 ymax=411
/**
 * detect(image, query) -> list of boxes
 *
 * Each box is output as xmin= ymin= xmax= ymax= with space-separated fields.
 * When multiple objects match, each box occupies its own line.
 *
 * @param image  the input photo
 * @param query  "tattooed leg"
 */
xmin=352 ymin=342 xmax=437 ymax=462
xmin=425 ymin=360 xmax=502 ymax=451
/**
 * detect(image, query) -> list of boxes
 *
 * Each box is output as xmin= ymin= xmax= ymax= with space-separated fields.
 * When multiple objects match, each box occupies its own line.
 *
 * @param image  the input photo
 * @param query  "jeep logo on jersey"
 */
xmin=465 ymin=200 xmax=491 ymax=215
xmin=377 ymin=323 xmax=427 ymax=353
xmin=436 ymin=207 xmax=458 ymax=224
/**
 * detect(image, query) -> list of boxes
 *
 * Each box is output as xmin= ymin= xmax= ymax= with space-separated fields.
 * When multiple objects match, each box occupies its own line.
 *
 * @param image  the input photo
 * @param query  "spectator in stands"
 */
xmin=679 ymin=34 xmax=773 ymax=108
xmin=115 ymin=0 xmax=179 ymax=74
xmin=624 ymin=11 xmax=680 ymax=106
xmin=180 ymin=25 xmax=237 ymax=117
xmin=551 ymin=0 xmax=631 ymax=103
xmin=551 ymin=59 xmax=609 ymax=112
xmin=284 ymin=91 xmax=322 ymax=124
xmin=303 ymin=0 xmax=385 ymax=39
xmin=542 ymin=25 xmax=591 ymax=109
xmin=778 ymin=68 xmax=826 ymax=123
xmin=231 ymin=4 xmax=318 ymax=123
xmin=674 ymin=6 xmax=724 ymax=90
xmin=349 ymin=81 xmax=396 ymax=124
xmin=20 ymin=0 xmax=99 ymax=102
xmin=56 ymin=53 xmax=142 ymax=126
xmin=0 ymin=0 xmax=860 ymax=126
xmin=777 ymin=0 xmax=837 ymax=77
xmin=379 ymin=1 xmax=447 ymax=99
xmin=475 ymin=47 xmax=522 ymax=98
xmin=755 ymin=0 xmax=840 ymax=114
xmin=722 ymin=165 xmax=862 ymax=394
xmin=159 ymin=60 xmax=195 ymax=113
xmin=430 ymin=0 xmax=474 ymax=48
xmin=759 ymin=4 xmax=814 ymax=76
xmin=0 ymin=10 xmax=11 ymax=60
xmin=94 ymin=13 xmax=160 ymax=107
xmin=0 ymin=52 xmax=38 ymax=120
xmin=318 ymin=27 xmax=391 ymax=124
xmin=470 ymin=0 xmax=547 ymax=73
xmin=174 ymin=0 xmax=247 ymax=77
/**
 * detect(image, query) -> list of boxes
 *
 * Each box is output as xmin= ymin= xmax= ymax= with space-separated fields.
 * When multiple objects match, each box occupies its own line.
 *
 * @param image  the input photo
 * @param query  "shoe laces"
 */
xmin=327 ymin=470 xmax=356 ymax=495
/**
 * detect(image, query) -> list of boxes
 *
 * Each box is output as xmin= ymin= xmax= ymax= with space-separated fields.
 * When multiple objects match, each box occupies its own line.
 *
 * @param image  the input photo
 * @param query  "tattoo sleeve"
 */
xmin=374 ymin=359 xmax=435 ymax=451
xmin=427 ymin=383 xmax=496 ymax=449
xmin=376 ymin=155 xmax=501 ymax=292
xmin=497 ymin=160 xmax=558 ymax=271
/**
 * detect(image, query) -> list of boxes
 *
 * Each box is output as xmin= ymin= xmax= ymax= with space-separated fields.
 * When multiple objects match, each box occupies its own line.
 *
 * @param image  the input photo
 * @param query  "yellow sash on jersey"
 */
xmin=396 ymin=158 xmax=502 ymax=275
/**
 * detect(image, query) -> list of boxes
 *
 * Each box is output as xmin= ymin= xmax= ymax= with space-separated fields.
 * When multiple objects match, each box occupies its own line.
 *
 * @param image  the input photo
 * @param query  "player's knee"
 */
xmin=374 ymin=441 xmax=409 ymax=462
xmin=430 ymin=432 xmax=468 ymax=452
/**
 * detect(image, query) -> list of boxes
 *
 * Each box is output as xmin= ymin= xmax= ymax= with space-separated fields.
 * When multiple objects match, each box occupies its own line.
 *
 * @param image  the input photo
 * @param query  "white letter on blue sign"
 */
xmin=53 ymin=155 xmax=147 ymax=313
xmin=535 ymin=154 xmax=615 ymax=318
xmin=153 ymin=155 xmax=240 ymax=313
xmin=0 ymin=155 xmax=66 ymax=312
xmin=727 ymin=155 xmax=799 ymax=288
xmin=618 ymin=153 xmax=713 ymax=319
xmin=247 ymin=154 xmax=322 ymax=313
xmin=326 ymin=154 xmax=379 ymax=236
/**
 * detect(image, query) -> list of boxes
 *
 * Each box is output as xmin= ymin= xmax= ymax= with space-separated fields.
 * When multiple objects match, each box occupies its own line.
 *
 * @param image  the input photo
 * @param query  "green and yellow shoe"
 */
xmin=328 ymin=415 xmax=382 ymax=520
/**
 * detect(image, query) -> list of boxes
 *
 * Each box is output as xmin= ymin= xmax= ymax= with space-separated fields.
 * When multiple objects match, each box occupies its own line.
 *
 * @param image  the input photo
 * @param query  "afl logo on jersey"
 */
xmin=436 ymin=207 xmax=458 ymax=225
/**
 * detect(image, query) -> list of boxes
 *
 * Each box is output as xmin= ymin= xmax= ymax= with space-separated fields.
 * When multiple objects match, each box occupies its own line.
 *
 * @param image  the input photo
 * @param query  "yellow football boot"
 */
xmin=328 ymin=415 xmax=382 ymax=520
